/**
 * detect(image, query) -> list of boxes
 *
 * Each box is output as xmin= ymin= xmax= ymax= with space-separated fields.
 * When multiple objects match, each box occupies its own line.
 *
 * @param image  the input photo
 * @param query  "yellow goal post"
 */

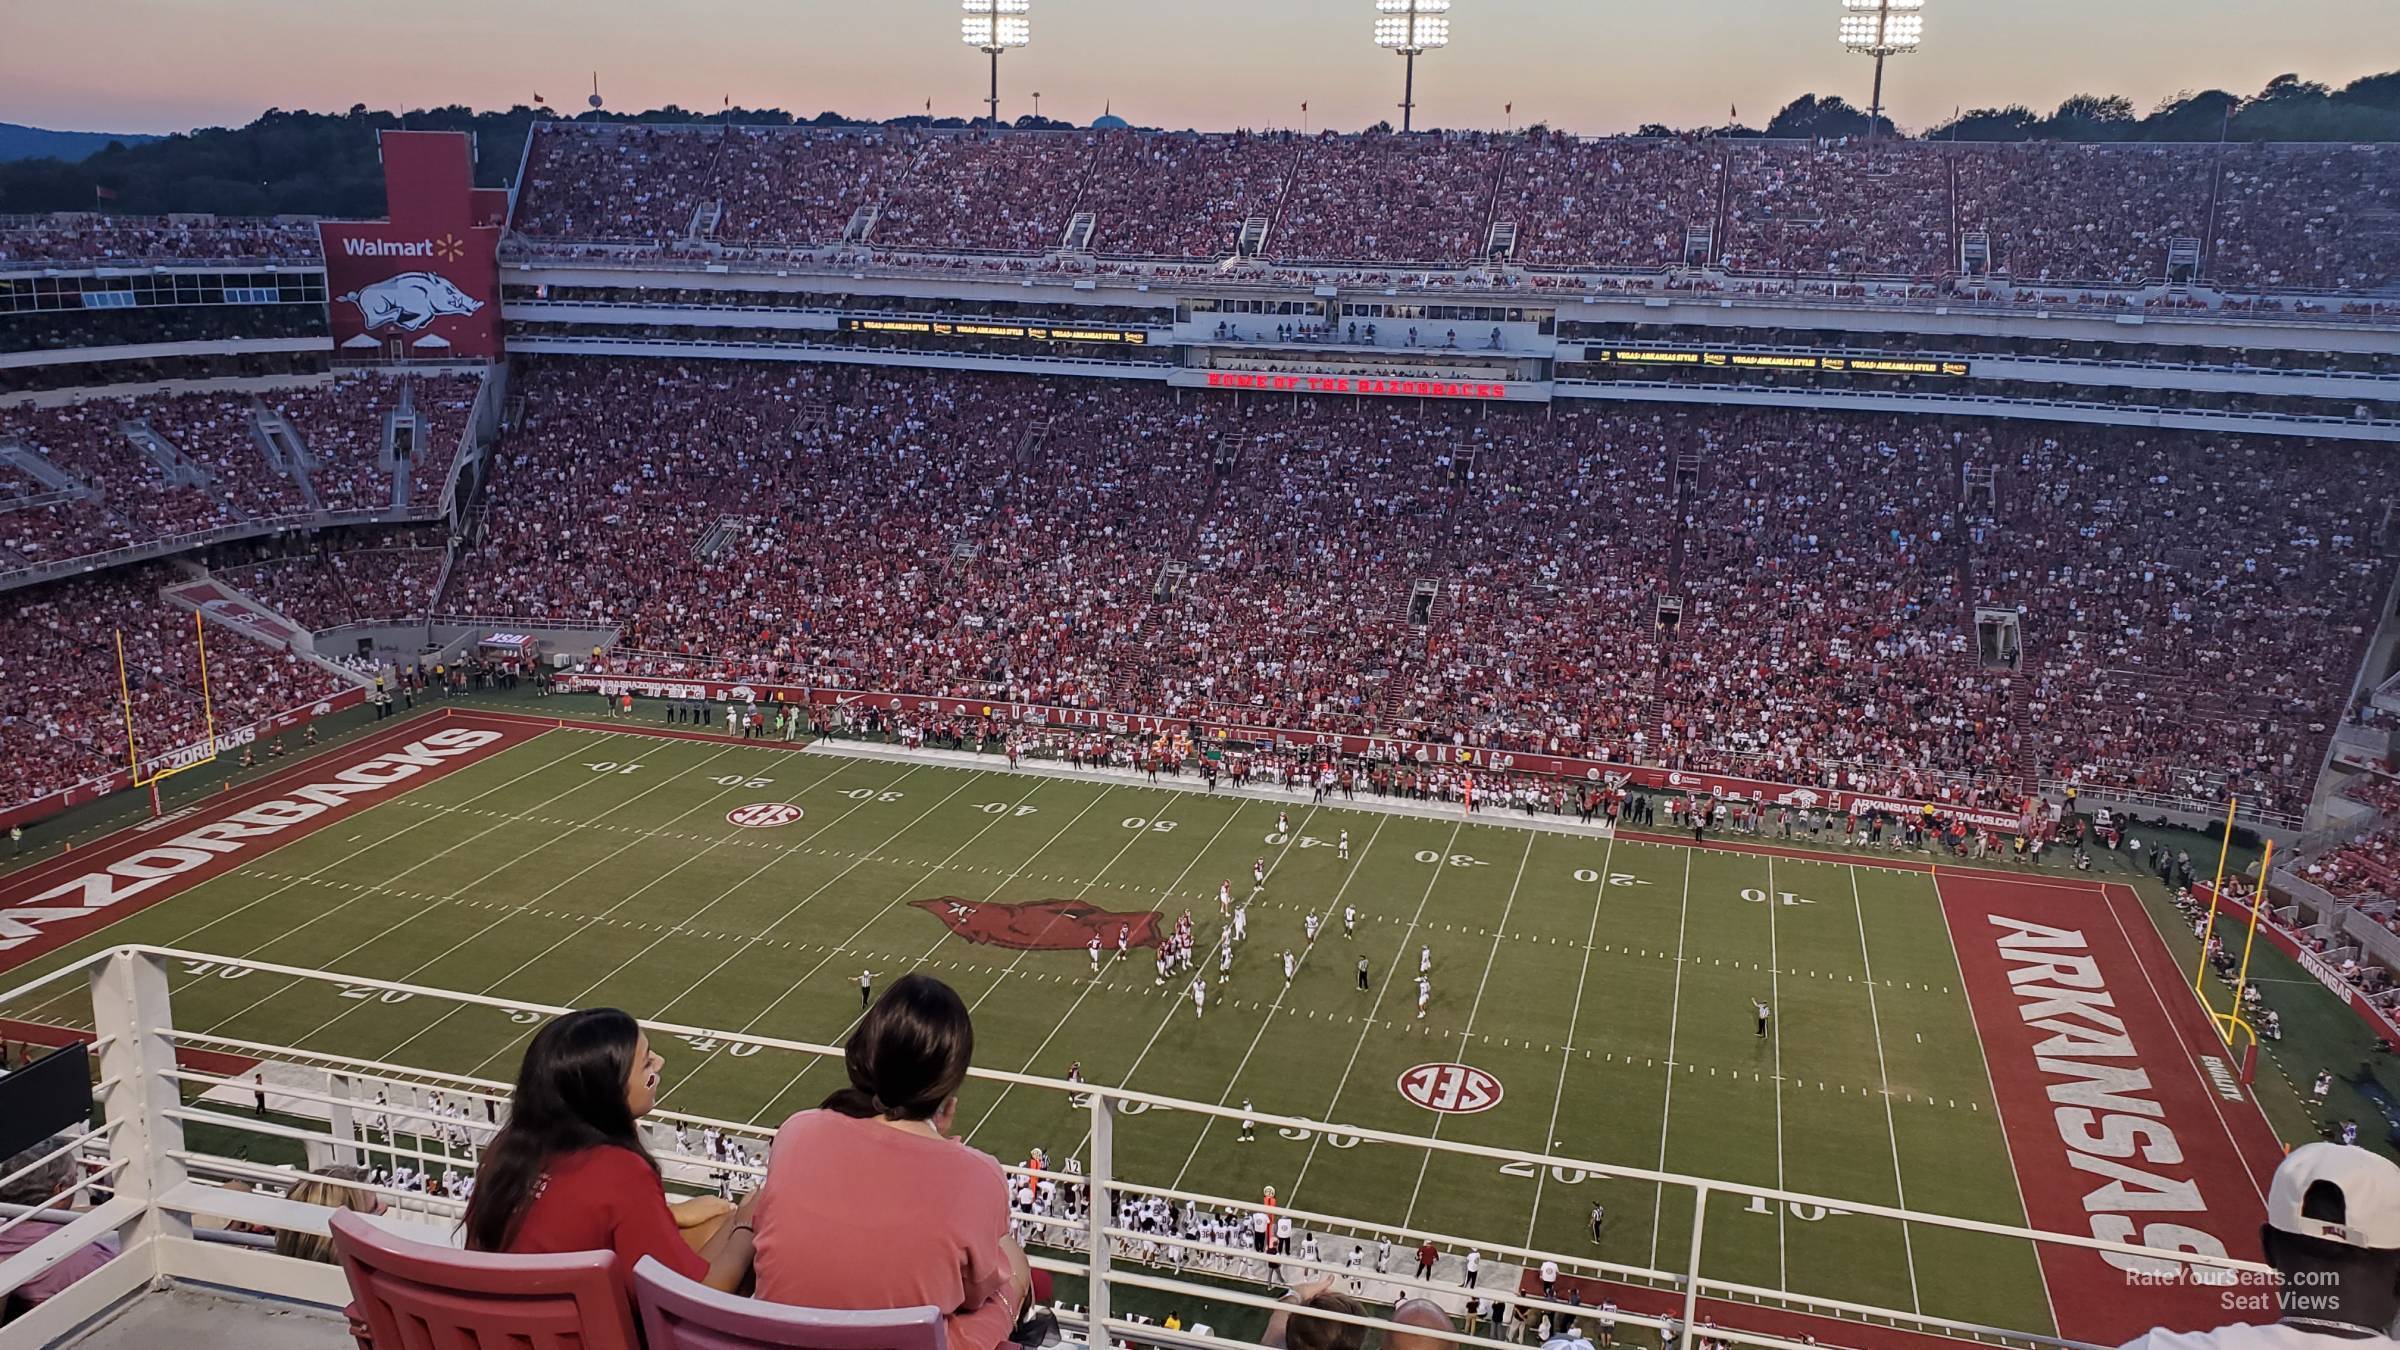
xmin=114 ymin=611 xmax=223 ymax=814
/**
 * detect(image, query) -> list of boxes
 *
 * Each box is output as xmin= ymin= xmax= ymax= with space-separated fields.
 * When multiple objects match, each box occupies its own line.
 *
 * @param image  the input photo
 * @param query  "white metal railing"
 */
xmin=0 ymin=947 xmax=2272 ymax=1350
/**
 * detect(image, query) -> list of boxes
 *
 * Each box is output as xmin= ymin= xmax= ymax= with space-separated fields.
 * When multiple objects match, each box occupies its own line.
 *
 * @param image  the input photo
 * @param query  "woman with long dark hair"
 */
xmin=751 ymin=975 xmax=1032 ymax=1350
xmin=464 ymin=1008 xmax=753 ymax=1293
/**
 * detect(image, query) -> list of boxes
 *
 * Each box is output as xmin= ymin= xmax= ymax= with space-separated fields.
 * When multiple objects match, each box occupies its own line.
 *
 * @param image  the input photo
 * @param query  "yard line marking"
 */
xmin=1765 ymin=856 xmax=1788 ymax=1293
xmin=275 ymin=744 xmax=827 ymax=1055
xmin=1924 ymin=871 xmax=2061 ymax=1336
xmin=450 ymin=765 xmax=963 ymax=1081
xmin=1398 ymin=830 xmax=1536 ymax=1230
xmin=1288 ymin=819 xmax=1464 ymax=1206
xmin=1525 ymin=829 xmax=1618 ymax=1248
xmin=645 ymin=768 xmax=1057 ymax=1105
xmin=1646 ymin=848 xmax=1695 ymax=1270
xmin=1144 ymin=813 xmax=1391 ymax=1188
xmin=723 ymin=782 xmax=1128 ymax=1119
xmin=11 ymin=729 xmax=597 ymax=1024
xmin=2093 ymin=881 xmax=2279 ymax=1201
xmin=959 ymin=795 xmax=1263 ymax=1144
xmin=1849 ymin=867 xmax=1921 ymax=1314
xmin=187 ymin=741 xmax=755 ymax=1034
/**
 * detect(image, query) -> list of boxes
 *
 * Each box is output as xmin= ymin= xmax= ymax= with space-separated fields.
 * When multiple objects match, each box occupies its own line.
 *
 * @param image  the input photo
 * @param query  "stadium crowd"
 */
xmin=435 ymin=359 xmax=2391 ymax=820
xmin=0 ymin=372 xmax=481 ymax=574
xmin=0 ymin=215 xmax=323 ymax=266
xmin=0 ymin=562 xmax=350 ymax=808
xmin=499 ymin=125 xmax=2400 ymax=293
xmin=214 ymin=540 xmax=446 ymax=631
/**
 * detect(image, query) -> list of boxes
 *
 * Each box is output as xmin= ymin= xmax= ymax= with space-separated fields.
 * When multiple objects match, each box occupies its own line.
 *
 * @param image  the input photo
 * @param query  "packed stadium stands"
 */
xmin=435 ymin=359 xmax=2395 ymax=819
xmin=0 ymin=371 xmax=481 ymax=575
xmin=500 ymin=124 xmax=2400 ymax=292
xmin=0 ymin=561 xmax=350 ymax=807
xmin=212 ymin=532 xmax=446 ymax=631
xmin=0 ymin=215 xmax=323 ymax=266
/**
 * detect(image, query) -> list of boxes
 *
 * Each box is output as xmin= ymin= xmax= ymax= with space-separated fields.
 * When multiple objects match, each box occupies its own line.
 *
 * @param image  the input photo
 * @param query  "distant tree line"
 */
xmin=1 ymin=69 xmax=2391 ymax=220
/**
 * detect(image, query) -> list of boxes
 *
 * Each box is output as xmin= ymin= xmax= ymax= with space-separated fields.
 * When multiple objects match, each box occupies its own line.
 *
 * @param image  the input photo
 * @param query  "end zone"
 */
xmin=0 ymin=712 xmax=546 ymax=977
xmin=1935 ymin=872 xmax=2282 ymax=1344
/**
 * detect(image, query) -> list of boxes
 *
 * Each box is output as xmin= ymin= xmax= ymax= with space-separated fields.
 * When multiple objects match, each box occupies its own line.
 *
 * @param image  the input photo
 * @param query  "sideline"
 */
xmin=0 ymin=711 xmax=548 ymax=976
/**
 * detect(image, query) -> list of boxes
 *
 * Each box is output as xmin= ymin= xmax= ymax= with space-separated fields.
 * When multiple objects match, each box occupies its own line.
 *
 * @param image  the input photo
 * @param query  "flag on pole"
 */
xmin=533 ymin=91 xmax=547 ymax=106
xmin=1730 ymin=103 xmax=1739 ymax=121
xmin=926 ymin=98 xmax=934 ymax=115
xmin=94 ymin=186 xmax=119 ymax=202
xmin=1300 ymin=101 xmax=1308 ymax=113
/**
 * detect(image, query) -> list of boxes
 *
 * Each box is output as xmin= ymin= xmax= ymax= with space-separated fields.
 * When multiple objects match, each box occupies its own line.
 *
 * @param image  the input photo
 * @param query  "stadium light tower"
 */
xmin=1838 ymin=0 xmax=1923 ymax=140
xmin=962 ymin=0 xmax=1031 ymax=128
xmin=1373 ymin=0 xmax=1450 ymax=133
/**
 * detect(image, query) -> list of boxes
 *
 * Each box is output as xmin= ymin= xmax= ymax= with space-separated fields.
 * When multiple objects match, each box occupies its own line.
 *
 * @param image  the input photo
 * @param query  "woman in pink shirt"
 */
xmin=752 ymin=975 xmax=1031 ymax=1350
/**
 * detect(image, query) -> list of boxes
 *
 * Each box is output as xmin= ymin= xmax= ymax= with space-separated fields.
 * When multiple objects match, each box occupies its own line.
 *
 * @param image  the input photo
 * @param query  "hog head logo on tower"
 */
xmin=340 ymin=271 xmax=483 ymax=334
xmin=317 ymin=130 xmax=504 ymax=359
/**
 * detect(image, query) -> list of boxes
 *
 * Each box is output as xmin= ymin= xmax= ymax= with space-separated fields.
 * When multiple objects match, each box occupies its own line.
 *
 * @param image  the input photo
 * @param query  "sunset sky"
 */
xmin=4 ymin=0 xmax=2393 ymax=138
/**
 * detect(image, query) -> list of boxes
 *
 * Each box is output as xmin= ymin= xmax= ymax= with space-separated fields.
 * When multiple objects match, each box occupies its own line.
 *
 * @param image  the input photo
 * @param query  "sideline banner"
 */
xmin=0 ymin=687 xmax=368 ymax=834
xmin=2197 ymin=883 xmax=2400 ymax=1043
xmin=551 ymin=673 xmax=2028 ymax=831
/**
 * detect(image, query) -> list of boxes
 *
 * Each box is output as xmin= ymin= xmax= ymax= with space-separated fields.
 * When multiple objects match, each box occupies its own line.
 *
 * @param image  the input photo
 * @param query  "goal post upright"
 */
xmin=2190 ymin=798 xmax=2238 ymax=1034
xmin=193 ymin=609 xmax=218 ymax=752
xmin=114 ymin=613 xmax=231 ymax=817
xmin=2227 ymin=836 xmax=2274 ymax=1037
xmin=115 ymin=628 xmax=144 ymax=779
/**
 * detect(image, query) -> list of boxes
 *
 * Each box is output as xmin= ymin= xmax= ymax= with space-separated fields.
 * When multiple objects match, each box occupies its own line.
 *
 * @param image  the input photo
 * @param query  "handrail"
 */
xmin=0 ymin=945 xmax=2281 ymax=1350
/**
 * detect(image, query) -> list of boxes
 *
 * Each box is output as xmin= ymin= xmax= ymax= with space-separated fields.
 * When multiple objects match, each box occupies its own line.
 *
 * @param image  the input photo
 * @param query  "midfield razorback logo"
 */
xmin=911 ymin=898 xmax=1164 ymax=952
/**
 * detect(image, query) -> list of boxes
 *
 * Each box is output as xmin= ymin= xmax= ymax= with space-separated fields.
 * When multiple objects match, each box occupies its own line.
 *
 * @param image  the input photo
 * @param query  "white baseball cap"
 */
xmin=2270 ymin=1142 xmax=2400 ymax=1250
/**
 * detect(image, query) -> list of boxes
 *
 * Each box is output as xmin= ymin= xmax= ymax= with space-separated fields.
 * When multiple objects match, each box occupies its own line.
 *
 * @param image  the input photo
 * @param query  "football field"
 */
xmin=0 ymin=708 xmax=2287 ymax=1345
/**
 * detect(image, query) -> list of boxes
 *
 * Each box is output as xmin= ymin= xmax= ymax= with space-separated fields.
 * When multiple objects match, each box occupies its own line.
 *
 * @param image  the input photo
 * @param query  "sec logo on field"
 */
xmin=727 ymin=803 xmax=805 ymax=829
xmin=1398 ymin=1062 xmax=1503 ymax=1114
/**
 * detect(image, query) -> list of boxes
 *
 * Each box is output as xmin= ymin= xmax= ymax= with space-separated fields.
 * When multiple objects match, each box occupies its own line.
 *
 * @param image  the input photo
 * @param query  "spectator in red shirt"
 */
xmin=463 ymin=1008 xmax=754 ymax=1295
xmin=751 ymin=975 xmax=1032 ymax=1350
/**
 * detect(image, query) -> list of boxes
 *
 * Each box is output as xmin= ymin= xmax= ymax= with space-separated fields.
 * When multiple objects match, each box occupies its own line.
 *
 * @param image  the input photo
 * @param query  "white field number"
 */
xmin=338 ymin=985 xmax=413 ymax=1005
xmin=1574 ymin=869 xmax=1650 ymax=886
xmin=1277 ymin=1126 xmax=1361 ymax=1148
xmin=843 ymin=789 xmax=906 ymax=802
xmin=1740 ymin=888 xmax=1816 ymax=907
xmin=975 ymin=802 xmax=1040 ymax=816
xmin=1122 ymin=818 xmax=1178 ymax=832
xmin=1499 ymin=1159 xmax=1592 ymax=1183
xmin=583 ymin=761 xmax=643 ymax=775
xmin=1745 ymin=1196 xmax=1848 ymax=1221
xmin=1416 ymin=851 xmax=1489 ymax=866
xmin=679 ymin=1034 xmax=761 ymax=1058
xmin=711 ymin=775 xmax=774 ymax=788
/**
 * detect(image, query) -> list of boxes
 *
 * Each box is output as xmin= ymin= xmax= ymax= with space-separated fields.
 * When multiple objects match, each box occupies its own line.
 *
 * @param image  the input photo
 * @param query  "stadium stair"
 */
xmin=247 ymin=402 xmax=322 ymax=512
xmin=121 ymin=419 xmax=207 ymax=490
xmin=161 ymin=573 xmax=377 ymax=690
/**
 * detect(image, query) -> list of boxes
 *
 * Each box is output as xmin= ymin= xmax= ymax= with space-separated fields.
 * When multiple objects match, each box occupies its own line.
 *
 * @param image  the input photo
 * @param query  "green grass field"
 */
xmin=0 ymin=719 xmax=2080 ymax=1332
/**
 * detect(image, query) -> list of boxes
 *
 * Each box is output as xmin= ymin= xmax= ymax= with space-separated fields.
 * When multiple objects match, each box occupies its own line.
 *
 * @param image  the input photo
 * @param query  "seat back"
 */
xmin=329 ymin=1208 xmax=641 ymax=1350
xmin=632 ymin=1255 xmax=948 ymax=1350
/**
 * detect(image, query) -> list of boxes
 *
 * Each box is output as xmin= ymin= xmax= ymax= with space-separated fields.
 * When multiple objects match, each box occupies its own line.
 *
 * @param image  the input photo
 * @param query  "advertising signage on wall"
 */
xmin=1593 ymin=348 xmax=1969 ymax=378
xmin=318 ymin=131 xmax=503 ymax=360
xmin=839 ymin=317 xmax=1149 ymax=345
xmin=1203 ymin=371 xmax=1511 ymax=400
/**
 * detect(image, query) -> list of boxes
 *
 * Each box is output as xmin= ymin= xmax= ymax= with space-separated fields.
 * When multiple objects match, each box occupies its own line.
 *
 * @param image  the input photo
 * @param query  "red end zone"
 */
xmin=0 ymin=711 xmax=544 ymax=979
xmin=1936 ymin=873 xmax=2284 ymax=1344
